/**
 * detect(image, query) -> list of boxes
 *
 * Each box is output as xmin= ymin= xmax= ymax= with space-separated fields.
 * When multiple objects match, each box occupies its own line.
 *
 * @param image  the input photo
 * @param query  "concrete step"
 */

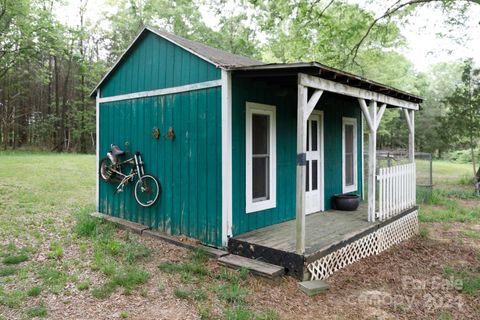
xmin=298 ymin=279 xmax=329 ymax=296
xmin=218 ymin=254 xmax=285 ymax=279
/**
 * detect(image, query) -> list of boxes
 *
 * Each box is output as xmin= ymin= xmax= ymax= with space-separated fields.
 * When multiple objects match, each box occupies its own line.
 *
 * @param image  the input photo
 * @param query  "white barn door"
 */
xmin=305 ymin=112 xmax=324 ymax=215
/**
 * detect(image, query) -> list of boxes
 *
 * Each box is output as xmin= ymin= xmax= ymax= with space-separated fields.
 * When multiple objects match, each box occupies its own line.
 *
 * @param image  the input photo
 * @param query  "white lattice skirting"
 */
xmin=307 ymin=210 xmax=419 ymax=281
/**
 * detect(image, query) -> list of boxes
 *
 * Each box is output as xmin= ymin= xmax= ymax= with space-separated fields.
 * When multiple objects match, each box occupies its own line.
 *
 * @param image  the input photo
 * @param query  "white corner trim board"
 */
xmin=95 ymin=89 xmax=100 ymax=211
xmin=97 ymin=80 xmax=222 ymax=104
xmin=221 ymin=70 xmax=233 ymax=246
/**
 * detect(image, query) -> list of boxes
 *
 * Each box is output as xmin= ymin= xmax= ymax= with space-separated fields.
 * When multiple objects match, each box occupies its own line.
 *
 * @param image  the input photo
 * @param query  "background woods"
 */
xmin=0 ymin=0 xmax=479 ymax=159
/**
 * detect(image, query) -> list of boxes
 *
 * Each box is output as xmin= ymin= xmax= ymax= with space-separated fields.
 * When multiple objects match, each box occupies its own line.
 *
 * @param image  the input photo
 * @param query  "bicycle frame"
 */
xmin=110 ymin=153 xmax=145 ymax=194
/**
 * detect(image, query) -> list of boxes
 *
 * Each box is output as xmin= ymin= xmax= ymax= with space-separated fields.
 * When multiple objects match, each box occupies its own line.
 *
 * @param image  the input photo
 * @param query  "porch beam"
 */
xmin=296 ymin=83 xmax=308 ymax=254
xmin=299 ymin=73 xmax=419 ymax=110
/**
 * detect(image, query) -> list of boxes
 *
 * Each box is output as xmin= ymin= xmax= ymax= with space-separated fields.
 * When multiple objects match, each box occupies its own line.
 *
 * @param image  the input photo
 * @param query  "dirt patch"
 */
xmin=426 ymin=222 xmax=480 ymax=249
xmin=2 ymin=224 xmax=479 ymax=320
xmin=456 ymin=198 xmax=480 ymax=209
xmin=243 ymin=233 xmax=479 ymax=319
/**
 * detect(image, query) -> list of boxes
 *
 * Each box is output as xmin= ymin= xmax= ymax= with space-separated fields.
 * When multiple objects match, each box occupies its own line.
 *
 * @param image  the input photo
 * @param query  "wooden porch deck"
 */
xmin=228 ymin=203 xmax=418 ymax=279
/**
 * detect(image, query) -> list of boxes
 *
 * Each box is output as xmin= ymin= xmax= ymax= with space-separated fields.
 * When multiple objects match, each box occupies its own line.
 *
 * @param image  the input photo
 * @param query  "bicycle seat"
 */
xmin=111 ymin=144 xmax=125 ymax=156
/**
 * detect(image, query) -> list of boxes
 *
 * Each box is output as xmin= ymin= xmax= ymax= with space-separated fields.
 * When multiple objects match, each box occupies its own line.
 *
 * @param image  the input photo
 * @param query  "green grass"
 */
xmin=91 ymin=266 xmax=149 ymax=298
xmin=27 ymin=286 xmax=42 ymax=297
xmin=462 ymin=230 xmax=480 ymax=239
xmin=174 ymin=288 xmax=191 ymax=299
xmin=77 ymin=280 xmax=90 ymax=291
xmin=3 ymin=254 xmax=29 ymax=265
xmin=0 ymin=288 xmax=26 ymax=308
xmin=73 ymin=210 xmax=98 ymax=237
xmin=173 ymin=288 xmax=208 ymax=301
xmin=419 ymin=205 xmax=480 ymax=223
xmin=0 ymin=266 xmax=17 ymax=277
xmin=26 ymin=303 xmax=48 ymax=318
xmin=119 ymin=310 xmax=129 ymax=318
xmin=419 ymin=227 xmax=430 ymax=238
xmin=70 ymin=208 xmax=153 ymax=299
xmin=47 ymin=241 xmax=64 ymax=259
xmin=223 ymin=306 xmax=280 ymax=320
xmin=443 ymin=266 xmax=480 ymax=295
xmin=216 ymin=282 xmax=248 ymax=304
xmin=0 ymin=151 xmax=478 ymax=317
xmin=37 ymin=266 xmax=69 ymax=290
xmin=158 ymin=249 xmax=209 ymax=283
xmin=224 ymin=305 xmax=255 ymax=320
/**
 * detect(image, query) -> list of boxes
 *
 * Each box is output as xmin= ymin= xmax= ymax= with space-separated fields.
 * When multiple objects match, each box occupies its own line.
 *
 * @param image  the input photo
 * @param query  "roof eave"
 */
xmin=229 ymin=63 xmax=424 ymax=104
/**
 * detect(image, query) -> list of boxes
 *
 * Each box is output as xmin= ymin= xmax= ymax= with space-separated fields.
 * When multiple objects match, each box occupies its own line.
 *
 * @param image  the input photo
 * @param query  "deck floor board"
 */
xmin=233 ymin=203 xmax=380 ymax=255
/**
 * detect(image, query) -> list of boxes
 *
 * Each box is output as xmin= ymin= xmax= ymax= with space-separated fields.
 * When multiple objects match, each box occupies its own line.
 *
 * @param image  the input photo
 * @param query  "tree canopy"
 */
xmin=0 ymin=0 xmax=479 ymax=159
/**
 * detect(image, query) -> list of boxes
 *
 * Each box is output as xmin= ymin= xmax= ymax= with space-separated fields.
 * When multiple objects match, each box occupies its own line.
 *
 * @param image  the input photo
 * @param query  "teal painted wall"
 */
xmin=100 ymin=32 xmax=221 ymax=98
xmin=231 ymin=78 xmax=363 ymax=236
xmin=99 ymin=88 xmax=222 ymax=246
xmin=98 ymin=30 xmax=223 ymax=246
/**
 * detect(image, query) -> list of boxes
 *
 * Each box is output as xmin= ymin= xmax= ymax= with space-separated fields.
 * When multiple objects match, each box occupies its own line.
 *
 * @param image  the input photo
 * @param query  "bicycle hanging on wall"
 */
xmin=99 ymin=144 xmax=160 ymax=207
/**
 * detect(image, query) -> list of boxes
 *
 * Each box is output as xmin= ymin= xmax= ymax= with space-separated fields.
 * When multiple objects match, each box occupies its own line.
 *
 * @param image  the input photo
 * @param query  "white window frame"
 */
xmin=245 ymin=102 xmax=276 ymax=213
xmin=342 ymin=117 xmax=358 ymax=193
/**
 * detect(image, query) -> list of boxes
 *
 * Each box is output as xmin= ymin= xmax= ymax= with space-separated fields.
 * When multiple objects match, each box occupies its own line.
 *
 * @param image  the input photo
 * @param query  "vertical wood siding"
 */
xmin=98 ymin=31 xmax=223 ymax=246
xmin=100 ymin=32 xmax=221 ymax=98
xmin=231 ymin=78 xmax=363 ymax=236
xmin=99 ymin=88 xmax=222 ymax=246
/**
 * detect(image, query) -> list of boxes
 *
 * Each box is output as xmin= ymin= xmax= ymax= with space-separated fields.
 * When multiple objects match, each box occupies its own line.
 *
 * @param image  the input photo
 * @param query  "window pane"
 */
xmin=306 ymin=120 xmax=310 ymax=152
xmin=311 ymin=121 xmax=318 ymax=151
xmin=306 ymin=160 xmax=310 ymax=191
xmin=252 ymin=114 xmax=269 ymax=155
xmin=344 ymin=123 xmax=355 ymax=187
xmin=312 ymin=160 xmax=318 ymax=190
xmin=253 ymin=156 xmax=269 ymax=200
xmin=345 ymin=124 xmax=354 ymax=154
xmin=345 ymin=154 xmax=354 ymax=186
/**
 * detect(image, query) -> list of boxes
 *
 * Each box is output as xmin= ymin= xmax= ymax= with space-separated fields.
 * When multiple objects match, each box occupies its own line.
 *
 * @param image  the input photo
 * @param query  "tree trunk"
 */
xmin=61 ymin=52 xmax=73 ymax=151
xmin=53 ymin=55 xmax=61 ymax=151
xmin=470 ymin=135 xmax=477 ymax=178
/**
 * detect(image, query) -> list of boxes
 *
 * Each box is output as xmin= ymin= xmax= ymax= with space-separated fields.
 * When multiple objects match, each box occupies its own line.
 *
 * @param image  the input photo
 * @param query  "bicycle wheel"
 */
xmin=134 ymin=175 xmax=160 ymax=207
xmin=99 ymin=157 xmax=118 ymax=182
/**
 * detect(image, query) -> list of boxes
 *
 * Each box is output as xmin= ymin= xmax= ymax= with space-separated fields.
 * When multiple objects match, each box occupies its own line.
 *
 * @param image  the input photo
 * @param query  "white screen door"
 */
xmin=305 ymin=112 xmax=323 ymax=214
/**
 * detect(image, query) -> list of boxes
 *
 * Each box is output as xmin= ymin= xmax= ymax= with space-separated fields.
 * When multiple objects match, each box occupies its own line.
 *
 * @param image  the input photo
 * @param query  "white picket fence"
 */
xmin=377 ymin=162 xmax=416 ymax=221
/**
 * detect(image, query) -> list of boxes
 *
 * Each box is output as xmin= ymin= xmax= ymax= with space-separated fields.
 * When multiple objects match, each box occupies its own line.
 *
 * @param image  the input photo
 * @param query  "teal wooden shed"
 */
xmin=91 ymin=26 xmax=423 ymax=280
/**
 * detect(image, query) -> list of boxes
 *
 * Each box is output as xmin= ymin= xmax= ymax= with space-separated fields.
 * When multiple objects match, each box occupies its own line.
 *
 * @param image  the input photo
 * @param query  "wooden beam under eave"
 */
xmin=299 ymin=73 xmax=419 ymax=111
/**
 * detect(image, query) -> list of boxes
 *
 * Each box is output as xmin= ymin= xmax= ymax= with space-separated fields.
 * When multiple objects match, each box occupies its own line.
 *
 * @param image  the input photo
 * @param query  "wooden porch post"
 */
xmin=296 ymin=80 xmax=324 ymax=254
xmin=367 ymin=100 xmax=377 ymax=222
xmin=359 ymin=99 xmax=386 ymax=222
xmin=296 ymin=84 xmax=308 ymax=254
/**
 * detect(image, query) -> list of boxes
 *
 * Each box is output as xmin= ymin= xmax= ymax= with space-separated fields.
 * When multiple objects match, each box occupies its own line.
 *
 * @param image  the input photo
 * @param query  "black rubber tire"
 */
xmin=99 ymin=157 xmax=120 ymax=182
xmin=134 ymin=175 xmax=160 ymax=207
